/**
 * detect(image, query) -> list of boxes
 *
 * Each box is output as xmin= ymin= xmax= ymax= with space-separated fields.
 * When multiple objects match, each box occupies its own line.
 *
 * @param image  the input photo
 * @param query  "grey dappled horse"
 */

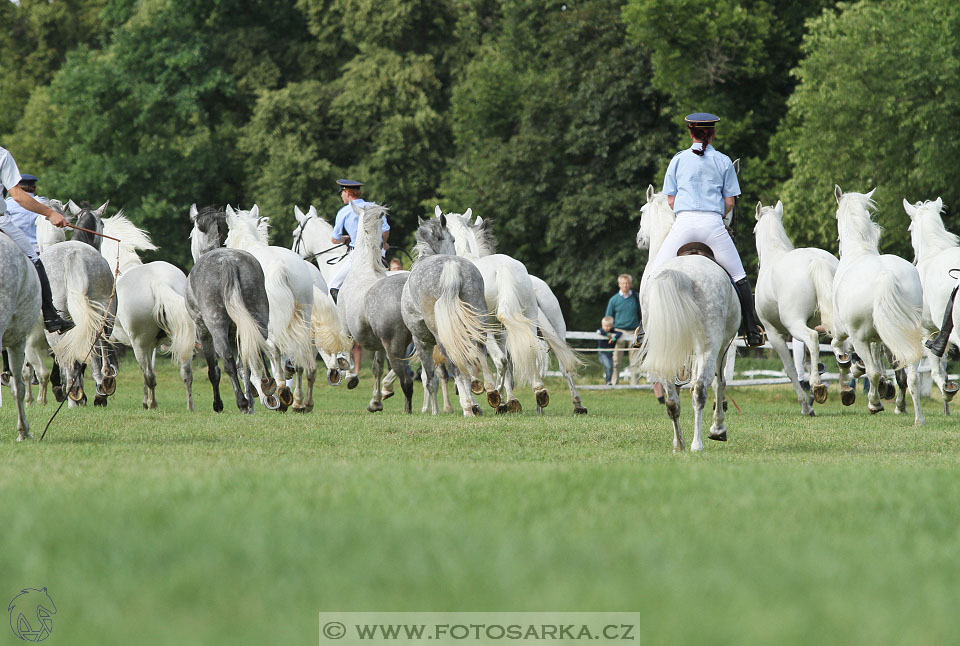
xmin=402 ymin=214 xmax=492 ymax=416
xmin=186 ymin=205 xmax=274 ymax=413
xmin=0 ymin=234 xmax=42 ymax=439
xmin=338 ymin=202 xmax=416 ymax=413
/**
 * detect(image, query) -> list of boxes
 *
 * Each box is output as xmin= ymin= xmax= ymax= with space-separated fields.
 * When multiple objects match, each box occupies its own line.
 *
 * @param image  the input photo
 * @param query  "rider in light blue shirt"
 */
xmin=662 ymin=145 xmax=740 ymax=216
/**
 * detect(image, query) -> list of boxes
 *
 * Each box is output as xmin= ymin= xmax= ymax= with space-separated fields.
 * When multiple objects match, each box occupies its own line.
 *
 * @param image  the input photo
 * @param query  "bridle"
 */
xmin=293 ymin=213 xmax=349 ymax=264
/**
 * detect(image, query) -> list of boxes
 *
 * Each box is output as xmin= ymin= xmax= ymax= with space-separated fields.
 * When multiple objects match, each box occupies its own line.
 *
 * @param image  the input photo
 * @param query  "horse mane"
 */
xmin=638 ymin=191 xmax=676 ymax=255
xmin=103 ymin=213 xmax=157 ymax=253
xmin=190 ymin=205 xmax=228 ymax=250
xmin=354 ymin=202 xmax=390 ymax=275
xmin=909 ymin=199 xmax=959 ymax=257
xmin=473 ymin=217 xmax=497 ymax=256
xmin=754 ymin=205 xmax=795 ymax=255
xmin=836 ymin=192 xmax=882 ymax=255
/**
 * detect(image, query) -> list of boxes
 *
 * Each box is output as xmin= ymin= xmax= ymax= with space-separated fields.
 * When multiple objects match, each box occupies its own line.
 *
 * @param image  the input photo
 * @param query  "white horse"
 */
xmin=99 ymin=214 xmax=197 ymax=410
xmin=224 ymin=205 xmax=316 ymax=412
xmin=904 ymin=197 xmax=960 ymax=412
xmin=754 ymin=199 xmax=849 ymax=415
xmin=0 ymin=234 xmax=42 ymax=440
xmin=832 ymin=186 xmax=924 ymax=422
xmin=442 ymin=208 xmax=550 ymax=413
xmin=637 ymin=187 xmax=739 ymax=452
xmin=292 ymin=205 xmax=348 ymax=288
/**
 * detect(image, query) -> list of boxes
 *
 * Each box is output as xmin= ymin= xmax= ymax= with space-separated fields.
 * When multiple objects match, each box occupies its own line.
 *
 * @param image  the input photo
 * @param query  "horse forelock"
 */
xmin=836 ymin=192 xmax=882 ymax=253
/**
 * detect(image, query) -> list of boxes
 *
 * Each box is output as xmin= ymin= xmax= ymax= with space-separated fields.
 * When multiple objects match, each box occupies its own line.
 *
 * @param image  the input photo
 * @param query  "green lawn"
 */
xmin=1 ymin=356 xmax=959 ymax=645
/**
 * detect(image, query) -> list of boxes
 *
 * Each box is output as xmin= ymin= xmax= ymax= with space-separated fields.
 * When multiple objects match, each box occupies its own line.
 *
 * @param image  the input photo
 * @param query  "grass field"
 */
xmin=1 ymin=354 xmax=959 ymax=645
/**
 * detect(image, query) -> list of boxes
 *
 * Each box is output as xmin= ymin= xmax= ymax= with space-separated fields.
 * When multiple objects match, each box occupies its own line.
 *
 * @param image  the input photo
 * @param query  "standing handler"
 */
xmin=646 ymin=113 xmax=763 ymax=347
xmin=0 ymin=147 xmax=74 ymax=333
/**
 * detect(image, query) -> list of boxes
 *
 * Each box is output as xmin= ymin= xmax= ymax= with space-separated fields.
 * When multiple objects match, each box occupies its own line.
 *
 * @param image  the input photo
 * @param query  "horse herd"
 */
xmin=638 ymin=184 xmax=959 ymax=452
xmin=1 ymin=187 xmax=957 ymax=451
xmin=0 ymin=200 xmax=586 ymax=441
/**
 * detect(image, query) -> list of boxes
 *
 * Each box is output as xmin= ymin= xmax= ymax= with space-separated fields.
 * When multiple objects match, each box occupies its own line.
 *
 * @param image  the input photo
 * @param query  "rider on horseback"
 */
xmin=646 ymin=112 xmax=764 ymax=348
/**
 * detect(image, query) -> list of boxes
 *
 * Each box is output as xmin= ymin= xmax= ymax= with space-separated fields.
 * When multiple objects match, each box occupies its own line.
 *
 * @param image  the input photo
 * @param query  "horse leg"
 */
xmin=21 ymin=361 xmax=35 ymax=405
xmin=557 ymin=357 xmax=587 ymax=415
xmin=180 ymin=360 xmax=195 ymax=412
xmin=770 ymin=327 xmax=814 ymax=416
xmin=709 ymin=346 xmax=729 ymax=442
xmin=834 ymin=334 xmax=856 ymax=406
xmin=302 ymin=364 xmax=317 ymax=413
xmin=664 ymin=380 xmax=684 ymax=452
xmin=132 ymin=338 xmax=158 ymax=410
xmin=486 ymin=334 xmax=511 ymax=412
xmin=906 ymin=363 xmax=924 ymax=425
xmin=393 ymin=355 xmax=414 ymax=415
xmin=448 ymin=361 xmax=483 ymax=417
xmin=800 ymin=328 xmax=829 ymax=405
xmin=690 ymin=356 xmax=712 ymax=452
xmin=199 ymin=328 xmax=224 ymax=413
xmin=92 ymin=349 xmax=108 ymax=407
xmin=367 ymin=350 xmax=385 ymax=413
xmin=856 ymin=339 xmax=883 ymax=414
xmin=415 ymin=340 xmax=439 ymax=415
xmin=222 ymin=354 xmax=251 ymax=413
xmin=8 ymin=345 xmax=32 ymax=441
xmin=291 ymin=365 xmax=306 ymax=412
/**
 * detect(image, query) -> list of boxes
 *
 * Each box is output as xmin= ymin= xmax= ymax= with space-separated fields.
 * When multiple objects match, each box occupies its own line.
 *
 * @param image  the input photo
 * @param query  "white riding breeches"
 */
xmin=647 ymin=210 xmax=746 ymax=281
xmin=0 ymin=213 xmax=38 ymax=262
xmin=328 ymin=253 xmax=353 ymax=291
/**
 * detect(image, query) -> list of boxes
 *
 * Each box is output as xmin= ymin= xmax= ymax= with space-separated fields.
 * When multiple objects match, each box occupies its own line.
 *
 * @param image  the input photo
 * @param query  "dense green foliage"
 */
xmin=3 ymin=358 xmax=960 ymax=644
xmin=4 ymin=0 xmax=960 ymax=324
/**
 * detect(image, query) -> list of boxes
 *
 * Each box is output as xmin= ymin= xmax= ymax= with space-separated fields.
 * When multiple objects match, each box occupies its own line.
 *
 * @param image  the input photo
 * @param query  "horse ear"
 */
xmin=865 ymin=188 xmax=876 ymax=200
xmin=755 ymin=201 xmax=763 ymax=220
xmin=435 ymin=205 xmax=443 ymax=218
xmin=902 ymin=198 xmax=916 ymax=216
xmin=464 ymin=207 xmax=473 ymax=221
xmin=475 ymin=215 xmax=483 ymax=226
xmin=294 ymin=205 xmax=305 ymax=223
xmin=935 ymin=197 xmax=943 ymax=212
xmin=307 ymin=205 xmax=317 ymax=220
xmin=67 ymin=199 xmax=81 ymax=216
xmin=646 ymin=185 xmax=655 ymax=202
xmin=189 ymin=203 xmax=199 ymax=221
xmin=94 ymin=201 xmax=109 ymax=218
xmin=417 ymin=216 xmax=425 ymax=227
xmin=775 ymin=200 xmax=783 ymax=216
xmin=834 ymin=185 xmax=843 ymax=204
xmin=250 ymin=204 xmax=259 ymax=219
xmin=225 ymin=204 xmax=236 ymax=217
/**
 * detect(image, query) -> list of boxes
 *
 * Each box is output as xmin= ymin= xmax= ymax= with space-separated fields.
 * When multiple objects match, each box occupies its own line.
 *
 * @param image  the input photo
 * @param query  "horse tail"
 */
xmin=311 ymin=285 xmax=353 ymax=355
xmin=150 ymin=282 xmax=196 ymax=364
xmin=263 ymin=262 xmax=314 ymax=369
xmin=537 ymin=307 xmax=582 ymax=375
xmin=221 ymin=265 xmax=269 ymax=377
xmin=51 ymin=267 xmax=108 ymax=366
xmin=873 ymin=271 xmax=924 ymax=367
xmin=639 ymin=269 xmax=703 ymax=379
xmin=433 ymin=262 xmax=489 ymax=374
xmin=495 ymin=271 xmax=547 ymax=386
xmin=809 ymin=257 xmax=836 ymax=335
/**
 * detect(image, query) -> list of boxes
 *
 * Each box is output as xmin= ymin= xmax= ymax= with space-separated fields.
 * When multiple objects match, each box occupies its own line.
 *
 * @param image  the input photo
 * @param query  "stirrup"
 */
xmin=740 ymin=324 xmax=766 ymax=348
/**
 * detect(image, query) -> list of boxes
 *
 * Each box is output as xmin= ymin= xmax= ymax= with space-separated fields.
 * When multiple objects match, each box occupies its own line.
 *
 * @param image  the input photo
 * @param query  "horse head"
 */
xmin=443 ymin=207 xmax=494 ymax=258
xmin=414 ymin=207 xmax=457 ymax=257
xmin=68 ymin=200 xmax=108 ymax=250
xmin=189 ymin=203 xmax=228 ymax=261
xmin=904 ymin=196 xmax=955 ymax=261
xmin=637 ymin=185 xmax=674 ymax=253
xmin=834 ymin=185 xmax=882 ymax=257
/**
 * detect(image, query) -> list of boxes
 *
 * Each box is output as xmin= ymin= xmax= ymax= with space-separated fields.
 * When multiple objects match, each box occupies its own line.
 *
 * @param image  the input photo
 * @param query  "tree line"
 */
xmin=3 ymin=0 xmax=957 ymax=328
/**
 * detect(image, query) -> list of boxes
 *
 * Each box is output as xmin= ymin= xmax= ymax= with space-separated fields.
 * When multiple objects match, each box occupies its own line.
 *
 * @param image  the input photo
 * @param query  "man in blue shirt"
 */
xmin=327 ymin=179 xmax=390 ymax=301
xmin=605 ymin=273 xmax=642 ymax=385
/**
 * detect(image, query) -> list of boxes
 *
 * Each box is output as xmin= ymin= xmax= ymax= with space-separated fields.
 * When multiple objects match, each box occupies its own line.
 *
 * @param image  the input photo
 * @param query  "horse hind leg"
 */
xmin=180 ymin=360 xmax=195 ymax=412
xmin=770 ymin=327 xmax=815 ymax=416
xmin=664 ymin=381 xmax=685 ymax=452
xmin=8 ymin=345 xmax=32 ymax=441
xmin=689 ymin=356 xmax=714 ymax=452
xmin=367 ymin=350 xmax=385 ymax=413
xmin=906 ymin=363 xmax=924 ymax=425
xmin=709 ymin=346 xmax=730 ymax=441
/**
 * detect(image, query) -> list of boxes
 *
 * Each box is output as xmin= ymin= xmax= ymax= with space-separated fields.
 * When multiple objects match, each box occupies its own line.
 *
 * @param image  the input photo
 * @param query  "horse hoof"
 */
xmin=852 ymin=360 xmax=866 ymax=379
xmin=944 ymin=382 xmax=959 ymax=402
xmin=534 ymin=389 xmax=549 ymax=408
xmin=94 ymin=394 xmax=108 ymax=407
xmin=837 ymin=353 xmax=851 ymax=368
xmin=869 ymin=403 xmax=884 ymax=414
xmin=471 ymin=379 xmax=484 ymax=395
xmin=840 ymin=387 xmax=856 ymax=406
xmin=327 ymin=369 xmax=343 ymax=386
xmin=0 ymin=371 xmax=11 ymax=387
xmin=101 ymin=375 xmax=116 ymax=396
xmin=337 ymin=356 xmax=350 ymax=371
xmin=880 ymin=380 xmax=895 ymax=400
xmin=817 ymin=362 xmax=826 ymax=375
xmin=382 ymin=391 xmax=395 ymax=400
xmin=68 ymin=385 xmax=84 ymax=402
xmin=17 ymin=431 xmax=34 ymax=442
xmin=813 ymin=384 xmax=828 ymax=404
xmin=53 ymin=385 xmax=66 ymax=403
xmin=708 ymin=430 xmax=727 ymax=442
xmin=213 ymin=401 xmax=224 ymax=413
xmin=486 ymin=390 xmax=501 ymax=408
xmin=496 ymin=404 xmax=510 ymax=415
xmin=277 ymin=386 xmax=294 ymax=407
xmin=346 ymin=376 xmax=359 ymax=390
xmin=284 ymin=360 xmax=296 ymax=379
xmin=573 ymin=406 xmax=588 ymax=415
xmin=260 ymin=377 xmax=277 ymax=396
xmin=367 ymin=402 xmax=383 ymax=413
xmin=470 ymin=405 xmax=482 ymax=417
xmin=507 ymin=398 xmax=523 ymax=413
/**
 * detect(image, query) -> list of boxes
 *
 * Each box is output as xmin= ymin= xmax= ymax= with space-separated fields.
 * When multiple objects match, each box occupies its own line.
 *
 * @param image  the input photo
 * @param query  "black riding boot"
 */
xmin=733 ymin=278 xmax=764 ymax=348
xmin=34 ymin=259 xmax=75 ymax=333
xmin=329 ymin=288 xmax=339 ymax=304
xmin=926 ymin=285 xmax=958 ymax=358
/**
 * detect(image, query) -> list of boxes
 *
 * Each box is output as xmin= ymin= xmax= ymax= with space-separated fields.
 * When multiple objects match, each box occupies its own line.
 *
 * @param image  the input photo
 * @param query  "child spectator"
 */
xmin=597 ymin=316 xmax=621 ymax=385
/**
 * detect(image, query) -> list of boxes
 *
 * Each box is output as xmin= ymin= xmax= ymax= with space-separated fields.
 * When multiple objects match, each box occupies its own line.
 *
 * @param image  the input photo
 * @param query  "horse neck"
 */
xmin=352 ymin=214 xmax=388 ymax=278
xmin=837 ymin=218 xmax=880 ymax=259
xmin=644 ymin=205 xmax=676 ymax=261
xmin=914 ymin=210 xmax=959 ymax=260
xmin=755 ymin=215 xmax=794 ymax=266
